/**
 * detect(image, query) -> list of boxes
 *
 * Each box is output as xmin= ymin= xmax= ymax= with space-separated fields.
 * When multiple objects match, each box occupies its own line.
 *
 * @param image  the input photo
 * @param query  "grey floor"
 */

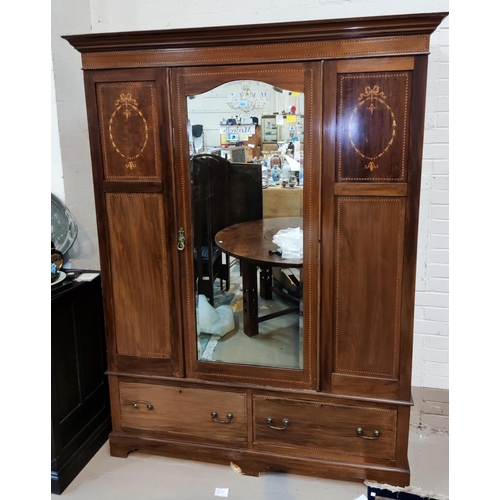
xmin=53 ymin=425 xmax=448 ymax=499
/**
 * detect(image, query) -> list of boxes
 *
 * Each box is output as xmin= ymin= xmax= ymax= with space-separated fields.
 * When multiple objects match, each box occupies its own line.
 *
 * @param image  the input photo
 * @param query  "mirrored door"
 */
xmin=172 ymin=64 xmax=321 ymax=388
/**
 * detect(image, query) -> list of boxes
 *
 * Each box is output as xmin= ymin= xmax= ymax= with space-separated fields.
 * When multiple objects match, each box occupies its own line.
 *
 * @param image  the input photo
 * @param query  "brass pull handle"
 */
xmin=267 ymin=417 xmax=290 ymax=430
xmin=211 ymin=412 xmax=233 ymax=424
xmin=177 ymin=227 xmax=186 ymax=251
xmin=357 ymin=427 xmax=380 ymax=440
xmin=132 ymin=400 xmax=154 ymax=411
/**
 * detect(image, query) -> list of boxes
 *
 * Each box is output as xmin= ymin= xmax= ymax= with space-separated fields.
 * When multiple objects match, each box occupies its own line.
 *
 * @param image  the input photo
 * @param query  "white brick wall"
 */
xmin=413 ymin=17 xmax=449 ymax=390
xmin=51 ymin=0 xmax=450 ymax=390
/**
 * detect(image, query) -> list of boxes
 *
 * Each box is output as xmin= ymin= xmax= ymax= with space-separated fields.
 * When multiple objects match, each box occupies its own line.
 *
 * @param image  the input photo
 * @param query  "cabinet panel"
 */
xmin=119 ymin=382 xmax=247 ymax=444
xmin=253 ymin=395 xmax=397 ymax=462
xmin=334 ymin=197 xmax=405 ymax=380
xmin=51 ymin=275 xmax=111 ymax=494
xmin=336 ymin=71 xmax=411 ymax=182
xmin=97 ymin=81 xmax=161 ymax=180
xmin=106 ymin=193 xmax=172 ymax=358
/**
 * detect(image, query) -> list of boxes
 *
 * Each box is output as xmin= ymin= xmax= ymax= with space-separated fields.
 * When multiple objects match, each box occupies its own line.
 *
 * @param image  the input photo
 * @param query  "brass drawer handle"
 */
xmin=267 ymin=417 xmax=290 ymax=430
xmin=211 ymin=412 xmax=233 ymax=424
xmin=132 ymin=400 xmax=154 ymax=411
xmin=177 ymin=227 xmax=186 ymax=251
xmin=357 ymin=427 xmax=380 ymax=440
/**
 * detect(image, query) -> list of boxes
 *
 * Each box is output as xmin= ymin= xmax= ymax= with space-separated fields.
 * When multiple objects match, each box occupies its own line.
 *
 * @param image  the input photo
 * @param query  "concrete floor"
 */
xmin=52 ymin=426 xmax=448 ymax=499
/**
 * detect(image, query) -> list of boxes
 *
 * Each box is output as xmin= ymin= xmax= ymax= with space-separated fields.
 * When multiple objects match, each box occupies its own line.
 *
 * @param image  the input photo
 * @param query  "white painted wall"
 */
xmin=52 ymin=0 xmax=99 ymax=268
xmin=51 ymin=0 xmax=449 ymax=390
xmin=51 ymin=60 xmax=65 ymax=202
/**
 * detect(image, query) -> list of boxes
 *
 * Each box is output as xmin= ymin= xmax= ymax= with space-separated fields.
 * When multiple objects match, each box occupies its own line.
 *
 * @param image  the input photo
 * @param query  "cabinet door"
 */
xmin=321 ymin=57 xmax=428 ymax=400
xmin=171 ymin=63 xmax=321 ymax=389
xmin=84 ymin=68 xmax=183 ymax=377
xmin=51 ymin=276 xmax=111 ymax=487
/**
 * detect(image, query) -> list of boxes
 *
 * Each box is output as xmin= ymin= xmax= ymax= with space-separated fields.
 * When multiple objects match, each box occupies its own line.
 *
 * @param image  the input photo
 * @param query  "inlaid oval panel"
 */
xmin=336 ymin=72 xmax=411 ymax=181
xmin=109 ymin=95 xmax=148 ymax=165
xmin=97 ymin=82 xmax=161 ymax=180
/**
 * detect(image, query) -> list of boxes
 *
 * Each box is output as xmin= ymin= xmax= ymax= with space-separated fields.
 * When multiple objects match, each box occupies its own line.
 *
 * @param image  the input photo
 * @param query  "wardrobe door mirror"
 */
xmin=187 ymin=80 xmax=305 ymax=370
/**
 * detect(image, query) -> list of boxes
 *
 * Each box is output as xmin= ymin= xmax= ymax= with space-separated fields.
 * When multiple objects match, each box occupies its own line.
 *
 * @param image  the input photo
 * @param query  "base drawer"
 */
xmin=119 ymin=382 xmax=247 ymax=444
xmin=253 ymin=395 xmax=397 ymax=461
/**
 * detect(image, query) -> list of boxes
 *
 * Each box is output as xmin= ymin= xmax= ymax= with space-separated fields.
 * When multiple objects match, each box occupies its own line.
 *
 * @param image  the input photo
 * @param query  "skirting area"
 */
xmin=50 ymin=424 xmax=449 ymax=499
xmin=410 ymin=387 xmax=449 ymax=432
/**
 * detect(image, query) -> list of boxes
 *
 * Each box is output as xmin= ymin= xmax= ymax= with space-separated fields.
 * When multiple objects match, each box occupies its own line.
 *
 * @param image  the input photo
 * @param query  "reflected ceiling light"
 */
xmin=227 ymin=81 xmax=269 ymax=116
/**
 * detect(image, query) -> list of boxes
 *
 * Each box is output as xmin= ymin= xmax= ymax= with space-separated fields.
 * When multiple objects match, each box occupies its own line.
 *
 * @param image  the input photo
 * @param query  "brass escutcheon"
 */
xmin=177 ymin=227 xmax=186 ymax=251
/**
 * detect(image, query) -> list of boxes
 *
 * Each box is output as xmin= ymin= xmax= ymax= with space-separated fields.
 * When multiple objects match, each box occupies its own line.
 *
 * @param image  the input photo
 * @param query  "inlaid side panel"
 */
xmin=336 ymin=72 xmax=411 ymax=182
xmin=334 ymin=197 xmax=405 ymax=379
xmin=106 ymin=193 xmax=171 ymax=357
xmin=97 ymin=82 xmax=161 ymax=180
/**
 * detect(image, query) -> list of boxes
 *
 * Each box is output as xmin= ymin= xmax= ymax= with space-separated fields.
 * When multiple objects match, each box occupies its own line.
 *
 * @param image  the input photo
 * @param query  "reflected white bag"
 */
xmin=196 ymin=294 xmax=235 ymax=337
xmin=272 ymin=227 xmax=303 ymax=259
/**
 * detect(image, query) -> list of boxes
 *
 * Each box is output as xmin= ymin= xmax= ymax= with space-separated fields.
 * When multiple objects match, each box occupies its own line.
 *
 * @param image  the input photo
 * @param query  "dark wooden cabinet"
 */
xmin=63 ymin=12 xmax=448 ymax=486
xmin=51 ymin=273 xmax=111 ymax=494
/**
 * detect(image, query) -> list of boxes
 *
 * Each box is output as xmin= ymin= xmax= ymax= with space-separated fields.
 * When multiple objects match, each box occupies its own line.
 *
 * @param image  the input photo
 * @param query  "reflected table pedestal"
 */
xmin=215 ymin=217 xmax=303 ymax=337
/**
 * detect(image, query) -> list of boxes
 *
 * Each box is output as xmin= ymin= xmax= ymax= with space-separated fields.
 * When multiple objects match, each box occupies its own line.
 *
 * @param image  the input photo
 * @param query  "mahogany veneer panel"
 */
xmin=97 ymin=82 xmax=161 ymax=180
xmin=336 ymin=72 xmax=411 ymax=181
xmin=334 ymin=197 xmax=405 ymax=379
xmin=106 ymin=193 xmax=171 ymax=357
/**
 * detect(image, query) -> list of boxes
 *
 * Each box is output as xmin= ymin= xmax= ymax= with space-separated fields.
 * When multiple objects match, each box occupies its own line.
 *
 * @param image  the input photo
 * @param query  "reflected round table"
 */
xmin=215 ymin=217 xmax=303 ymax=337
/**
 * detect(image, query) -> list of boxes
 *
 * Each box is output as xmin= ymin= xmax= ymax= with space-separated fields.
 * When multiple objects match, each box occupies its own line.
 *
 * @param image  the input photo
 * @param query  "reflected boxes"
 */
xmin=263 ymin=185 xmax=303 ymax=218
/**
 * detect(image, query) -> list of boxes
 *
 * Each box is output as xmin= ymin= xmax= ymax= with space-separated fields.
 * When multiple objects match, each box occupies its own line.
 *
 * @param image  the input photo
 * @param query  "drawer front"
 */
xmin=253 ymin=395 xmax=397 ymax=461
xmin=119 ymin=382 xmax=247 ymax=443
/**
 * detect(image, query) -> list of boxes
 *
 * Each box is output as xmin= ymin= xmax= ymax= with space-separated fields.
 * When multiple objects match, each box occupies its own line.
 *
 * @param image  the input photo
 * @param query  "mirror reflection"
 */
xmin=188 ymin=80 xmax=304 ymax=370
